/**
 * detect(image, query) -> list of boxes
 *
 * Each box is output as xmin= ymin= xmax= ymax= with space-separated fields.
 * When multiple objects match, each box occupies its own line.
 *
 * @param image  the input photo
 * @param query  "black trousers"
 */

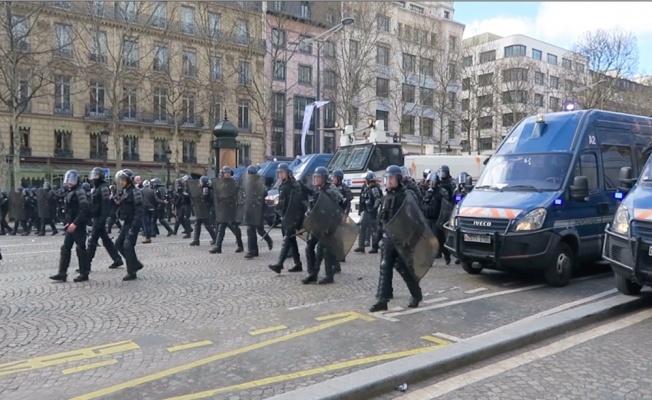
xmin=246 ymin=225 xmax=272 ymax=254
xmin=39 ymin=217 xmax=57 ymax=234
xmin=87 ymin=218 xmax=122 ymax=267
xmin=358 ymin=212 xmax=379 ymax=249
xmin=277 ymin=227 xmax=301 ymax=266
xmin=115 ymin=221 xmax=142 ymax=276
xmin=216 ymin=222 xmax=243 ymax=249
xmin=107 ymin=210 xmax=122 ymax=232
xmin=307 ymin=236 xmax=336 ymax=279
xmin=1 ymin=213 xmax=12 ymax=233
xmin=375 ymin=237 xmax=422 ymax=302
xmin=174 ymin=204 xmax=192 ymax=234
xmin=193 ymin=218 xmax=216 ymax=242
xmin=58 ymin=228 xmax=89 ymax=276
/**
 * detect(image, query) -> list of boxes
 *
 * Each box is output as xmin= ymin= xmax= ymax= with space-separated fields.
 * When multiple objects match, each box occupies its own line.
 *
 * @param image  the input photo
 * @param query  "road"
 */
xmin=0 ymin=228 xmax=621 ymax=400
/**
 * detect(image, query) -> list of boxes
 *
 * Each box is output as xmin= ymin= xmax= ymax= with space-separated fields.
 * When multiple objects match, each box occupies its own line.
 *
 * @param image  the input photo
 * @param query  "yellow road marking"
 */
xmin=62 ymin=359 xmax=118 ymax=375
xmin=420 ymin=335 xmax=453 ymax=346
xmin=0 ymin=341 xmax=139 ymax=377
xmin=164 ymin=338 xmax=451 ymax=400
xmin=71 ymin=312 xmax=370 ymax=400
xmin=248 ymin=325 xmax=287 ymax=336
xmin=167 ymin=341 xmax=213 ymax=353
xmin=315 ymin=311 xmax=375 ymax=322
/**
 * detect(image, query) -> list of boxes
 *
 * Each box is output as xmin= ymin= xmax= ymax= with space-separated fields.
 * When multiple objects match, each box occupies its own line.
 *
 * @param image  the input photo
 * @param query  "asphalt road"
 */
xmin=0 ymin=227 xmax=623 ymax=400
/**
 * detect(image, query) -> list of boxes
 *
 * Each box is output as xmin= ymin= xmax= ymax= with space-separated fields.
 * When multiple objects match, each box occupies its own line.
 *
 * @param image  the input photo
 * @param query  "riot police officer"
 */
xmin=87 ymin=167 xmax=123 ymax=270
xmin=37 ymin=182 xmax=58 ymax=236
xmin=354 ymin=171 xmax=382 ymax=254
xmin=241 ymin=165 xmax=271 ymax=259
xmin=49 ymin=170 xmax=91 ymax=283
xmin=370 ymin=165 xmax=423 ymax=312
xmin=418 ymin=168 xmax=432 ymax=196
xmin=401 ymin=166 xmax=423 ymax=203
xmin=151 ymin=178 xmax=173 ymax=236
xmin=190 ymin=176 xmax=216 ymax=246
xmin=0 ymin=191 xmax=11 ymax=235
xmin=107 ymin=184 xmax=122 ymax=234
xmin=329 ymin=169 xmax=353 ymax=267
xmin=422 ymin=173 xmax=451 ymax=264
xmin=114 ymin=169 xmax=144 ymax=281
xmin=140 ymin=179 xmax=159 ymax=243
xmin=438 ymin=165 xmax=455 ymax=199
xmin=210 ymin=167 xmax=244 ymax=254
xmin=173 ymin=176 xmax=193 ymax=238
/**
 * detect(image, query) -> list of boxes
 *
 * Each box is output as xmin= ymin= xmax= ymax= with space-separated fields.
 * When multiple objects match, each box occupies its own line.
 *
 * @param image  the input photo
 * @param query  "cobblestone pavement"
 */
xmin=0 ymin=226 xmax=620 ymax=400
xmin=375 ymin=307 xmax=652 ymax=400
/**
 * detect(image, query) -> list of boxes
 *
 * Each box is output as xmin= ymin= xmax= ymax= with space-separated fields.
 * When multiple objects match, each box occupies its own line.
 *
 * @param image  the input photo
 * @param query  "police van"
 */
xmin=445 ymin=110 xmax=652 ymax=287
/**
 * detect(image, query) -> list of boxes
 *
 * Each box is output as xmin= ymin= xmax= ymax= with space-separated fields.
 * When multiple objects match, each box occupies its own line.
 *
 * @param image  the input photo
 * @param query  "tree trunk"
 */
xmin=173 ymin=122 xmax=180 ymax=176
xmin=112 ymin=118 xmax=122 ymax=171
xmin=12 ymin=112 xmax=21 ymax=190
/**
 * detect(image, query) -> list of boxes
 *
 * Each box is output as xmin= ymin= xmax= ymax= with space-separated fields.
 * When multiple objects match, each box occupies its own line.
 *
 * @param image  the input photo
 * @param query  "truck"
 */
xmin=445 ymin=110 xmax=652 ymax=287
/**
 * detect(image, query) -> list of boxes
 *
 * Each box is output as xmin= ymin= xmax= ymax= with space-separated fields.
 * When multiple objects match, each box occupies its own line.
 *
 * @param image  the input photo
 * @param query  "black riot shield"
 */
xmin=383 ymin=192 xmax=439 ymax=282
xmin=436 ymin=198 xmax=454 ymax=229
xmin=281 ymin=187 xmax=305 ymax=230
xmin=240 ymin=174 xmax=266 ymax=226
xmin=8 ymin=192 xmax=25 ymax=220
xmin=212 ymin=177 xmax=239 ymax=224
xmin=302 ymin=193 xmax=359 ymax=261
xmin=36 ymin=188 xmax=50 ymax=219
xmin=187 ymin=181 xmax=209 ymax=219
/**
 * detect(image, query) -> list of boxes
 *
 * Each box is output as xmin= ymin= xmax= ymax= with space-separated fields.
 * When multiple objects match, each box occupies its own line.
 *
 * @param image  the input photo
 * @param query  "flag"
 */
xmin=301 ymin=101 xmax=331 ymax=156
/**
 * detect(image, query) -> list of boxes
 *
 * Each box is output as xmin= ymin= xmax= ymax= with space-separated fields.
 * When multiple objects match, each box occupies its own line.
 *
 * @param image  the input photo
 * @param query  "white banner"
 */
xmin=300 ymin=101 xmax=331 ymax=156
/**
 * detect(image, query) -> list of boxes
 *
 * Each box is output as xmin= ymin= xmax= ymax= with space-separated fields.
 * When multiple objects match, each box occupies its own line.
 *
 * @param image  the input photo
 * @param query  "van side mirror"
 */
xmin=618 ymin=166 xmax=635 ymax=193
xmin=482 ymin=156 xmax=491 ymax=166
xmin=465 ymin=176 xmax=473 ymax=187
xmin=569 ymin=176 xmax=589 ymax=201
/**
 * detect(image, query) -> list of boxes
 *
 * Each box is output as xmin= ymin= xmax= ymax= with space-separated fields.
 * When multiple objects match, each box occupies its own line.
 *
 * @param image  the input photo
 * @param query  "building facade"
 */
xmin=0 ymin=1 xmax=266 ymax=189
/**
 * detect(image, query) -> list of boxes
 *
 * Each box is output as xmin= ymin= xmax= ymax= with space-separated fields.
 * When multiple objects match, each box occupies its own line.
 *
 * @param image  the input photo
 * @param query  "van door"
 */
xmin=596 ymin=127 xmax=634 ymax=218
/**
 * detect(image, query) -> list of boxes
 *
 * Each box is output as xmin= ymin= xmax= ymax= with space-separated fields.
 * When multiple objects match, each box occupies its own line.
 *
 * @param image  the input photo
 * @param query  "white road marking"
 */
xmin=432 ymin=332 xmax=462 ymax=342
xmin=395 ymin=308 xmax=652 ymax=399
xmin=0 ymin=241 xmax=201 ymax=256
xmin=422 ymin=297 xmax=449 ymax=304
xmin=464 ymin=287 xmax=488 ymax=294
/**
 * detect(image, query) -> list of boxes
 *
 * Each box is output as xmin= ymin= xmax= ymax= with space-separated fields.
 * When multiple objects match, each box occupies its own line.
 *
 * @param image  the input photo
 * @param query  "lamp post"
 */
xmin=99 ymin=129 xmax=109 ymax=168
xmin=292 ymin=17 xmax=354 ymax=155
xmin=165 ymin=144 xmax=172 ymax=187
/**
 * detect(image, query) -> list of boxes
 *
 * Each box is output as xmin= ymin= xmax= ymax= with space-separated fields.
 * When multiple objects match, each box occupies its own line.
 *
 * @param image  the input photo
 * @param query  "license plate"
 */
xmin=464 ymin=234 xmax=491 ymax=244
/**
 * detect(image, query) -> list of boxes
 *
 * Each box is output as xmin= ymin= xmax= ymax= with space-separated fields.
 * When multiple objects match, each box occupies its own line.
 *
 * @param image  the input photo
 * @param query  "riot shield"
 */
xmin=281 ymin=187 xmax=305 ymax=230
xmin=435 ymin=198 xmax=454 ymax=229
xmin=383 ymin=192 xmax=439 ymax=282
xmin=240 ymin=174 xmax=266 ymax=226
xmin=8 ymin=192 xmax=25 ymax=220
xmin=37 ymin=188 xmax=50 ymax=219
xmin=187 ymin=181 xmax=209 ymax=219
xmin=302 ymin=192 xmax=359 ymax=261
xmin=212 ymin=177 xmax=239 ymax=224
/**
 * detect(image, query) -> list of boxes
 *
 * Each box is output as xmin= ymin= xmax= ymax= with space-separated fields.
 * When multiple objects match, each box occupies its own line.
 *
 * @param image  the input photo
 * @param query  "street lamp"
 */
xmin=164 ymin=144 xmax=172 ymax=187
xmin=99 ymin=129 xmax=109 ymax=168
xmin=291 ymin=17 xmax=355 ymax=154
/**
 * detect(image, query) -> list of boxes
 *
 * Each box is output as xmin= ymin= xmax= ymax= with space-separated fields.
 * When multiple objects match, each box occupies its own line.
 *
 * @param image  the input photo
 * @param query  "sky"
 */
xmin=454 ymin=1 xmax=652 ymax=76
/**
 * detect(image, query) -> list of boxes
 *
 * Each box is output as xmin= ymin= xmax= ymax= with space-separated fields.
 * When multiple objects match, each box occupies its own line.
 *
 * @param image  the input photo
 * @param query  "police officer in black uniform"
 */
xmin=49 ymin=170 xmax=91 ymax=283
xmin=242 ymin=165 xmax=273 ymax=259
xmin=210 ymin=167 xmax=244 ymax=254
xmin=114 ymin=169 xmax=144 ymax=281
xmin=422 ymin=172 xmax=451 ymax=264
xmin=438 ymin=165 xmax=455 ymax=200
xmin=38 ymin=182 xmax=59 ymax=236
xmin=0 ymin=191 xmax=11 ymax=235
xmin=268 ymin=163 xmax=305 ymax=274
xmin=87 ymin=167 xmax=123 ymax=270
xmin=370 ymin=165 xmax=423 ymax=312
xmin=354 ymin=171 xmax=382 ymax=254
xmin=191 ymin=176 xmax=217 ymax=247
xmin=151 ymin=178 xmax=174 ymax=236
xmin=173 ymin=177 xmax=193 ymax=238
xmin=107 ymin=184 xmax=122 ymax=234
xmin=324 ymin=168 xmax=353 ymax=269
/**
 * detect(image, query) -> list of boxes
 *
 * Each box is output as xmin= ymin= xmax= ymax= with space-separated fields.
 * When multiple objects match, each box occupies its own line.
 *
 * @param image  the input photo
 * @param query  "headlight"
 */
xmin=514 ymin=208 xmax=547 ymax=231
xmin=448 ymin=206 xmax=458 ymax=227
xmin=611 ymin=204 xmax=630 ymax=235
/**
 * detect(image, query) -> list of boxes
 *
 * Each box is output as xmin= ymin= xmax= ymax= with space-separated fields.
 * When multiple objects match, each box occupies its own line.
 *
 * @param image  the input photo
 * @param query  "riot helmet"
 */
xmin=30 ymin=187 xmax=37 ymax=195
xmin=114 ymin=169 xmax=134 ymax=188
xmin=246 ymin=165 xmax=258 ymax=175
xmin=43 ymin=182 xmax=51 ymax=190
xmin=313 ymin=166 xmax=329 ymax=187
xmin=90 ymin=167 xmax=105 ymax=182
xmin=109 ymin=184 xmax=116 ymax=193
xmin=384 ymin=165 xmax=403 ymax=189
xmin=81 ymin=182 xmax=91 ymax=191
xmin=151 ymin=178 xmax=162 ymax=187
xmin=181 ymin=175 xmax=191 ymax=182
xmin=276 ymin=163 xmax=290 ymax=182
xmin=199 ymin=176 xmax=210 ymax=186
xmin=364 ymin=171 xmax=376 ymax=183
xmin=427 ymin=172 xmax=440 ymax=188
xmin=423 ymin=168 xmax=432 ymax=179
xmin=331 ymin=169 xmax=344 ymax=184
xmin=63 ymin=170 xmax=80 ymax=187
xmin=458 ymin=172 xmax=470 ymax=188
xmin=221 ymin=165 xmax=233 ymax=178
xmin=399 ymin=166 xmax=411 ymax=183
xmin=439 ymin=165 xmax=450 ymax=180
xmin=143 ymin=180 xmax=151 ymax=188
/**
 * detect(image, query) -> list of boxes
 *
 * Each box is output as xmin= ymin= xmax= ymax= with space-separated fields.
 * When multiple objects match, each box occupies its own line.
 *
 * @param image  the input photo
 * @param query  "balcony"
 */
xmin=90 ymin=151 xmax=107 ymax=160
xmin=20 ymin=147 xmax=31 ymax=157
xmin=54 ymin=148 xmax=73 ymax=158
xmin=89 ymin=53 xmax=108 ymax=64
xmin=85 ymin=104 xmax=110 ymax=119
xmin=123 ymin=153 xmax=140 ymax=161
xmin=123 ymin=59 xmax=140 ymax=69
xmin=182 ymin=156 xmax=197 ymax=164
xmin=141 ymin=111 xmax=169 ymax=125
xmin=238 ymin=124 xmax=251 ymax=133
xmin=153 ymin=154 xmax=169 ymax=162
xmin=53 ymin=1 xmax=71 ymax=9
xmin=54 ymin=104 xmax=73 ymax=116
xmin=119 ymin=108 xmax=140 ymax=121
xmin=273 ymin=118 xmax=285 ymax=128
xmin=180 ymin=117 xmax=204 ymax=129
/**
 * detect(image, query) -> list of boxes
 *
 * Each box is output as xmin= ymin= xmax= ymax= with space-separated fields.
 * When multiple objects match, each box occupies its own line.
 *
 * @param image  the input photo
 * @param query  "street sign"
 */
xmin=103 ymin=168 xmax=110 ymax=179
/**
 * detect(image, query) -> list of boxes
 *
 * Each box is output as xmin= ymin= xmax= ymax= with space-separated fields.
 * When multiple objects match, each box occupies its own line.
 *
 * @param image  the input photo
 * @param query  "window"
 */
xmin=235 ymin=19 xmax=249 ymax=43
xmin=89 ymin=80 xmax=105 ymax=114
xmin=376 ymin=77 xmax=389 ymax=98
xmin=238 ymin=61 xmax=250 ymax=85
xmin=504 ymin=45 xmax=526 ymax=58
xmin=349 ymin=106 xmax=359 ymax=127
xmin=376 ymin=15 xmax=390 ymax=32
xmin=478 ymin=137 xmax=493 ymax=151
xmin=324 ymin=70 xmax=336 ymax=88
xmin=238 ymin=143 xmax=251 ymax=165
xmin=154 ymin=138 xmax=168 ymax=161
xmin=574 ymin=153 xmax=599 ymax=192
xmin=182 ymin=93 xmax=196 ymax=124
xmin=601 ymin=144 xmax=632 ymax=189
xmin=503 ymin=68 xmax=528 ymax=82
xmin=550 ymin=76 xmax=559 ymax=89
xmin=349 ymin=40 xmax=359 ymax=59
xmin=272 ymin=1 xmax=284 ymax=11
xmin=54 ymin=130 xmax=72 ymax=156
xmin=181 ymin=6 xmax=195 ymax=34
xmin=273 ymin=60 xmax=286 ymax=81
xmin=420 ymin=58 xmax=434 ymax=76
xmin=208 ymin=12 xmax=221 ymax=38
xmin=272 ymin=126 xmax=285 ymax=156
xmin=90 ymin=133 xmax=104 ymax=159
xmin=377 ymin=46 xmax=390 ymax=65
xmin=12 ymin=15 xmax=29 ymax=51
xmin=298 ymin=35 xmax=312 ymax=53
xmin=532 ymin=49 xmax=542 ymax=61
xmin=123 ymin=135 xmax=139 ymax=160
xmin=478 ymin=94 xmax=493 ymax=108
xmin=54 ymin=75 xmax=71 ymax=115
xmin=271 ymin=28 xmax=285 ymax=47
xmin=121 ymin=86 xmax=137 ymax=119
xmin=547 ymin=53 xmax=557 ymax=65
xmin=323 ymin=41 xmax=336 ymax=58
xmin=461 ymin=98 xmax=469 ymax=111
xmin=444 ymin=10 xmax=450 ymax=19
xmin=272 ymin=92 xmax=285 ymax=122
xmin=577 ymin=63 xmax=585 ymax=73
xmin=238 ymin=99 xmax=250 ymax=130
xmin=152 ymin=2 xmax=166 ymax=27
xmin=402 ymin=84 xmax=415 ymax=103
xmin=323 ymin=102 xmax=336 ymax=128
xmin=479 ymin=116 xmax=493 ymax=130
xmin=479 ymin=50 xmax=495 ymax=64
xmin=153 ymin=87 xmax=167 ymax=121
xmin=183 ymin=141 xmax=197 ymax=163
xmin=210 ymin=54 xmax=222 ymax=80
xmin=448 ymin=63 xmax=457 ymax=79
xmin=462 ymin=56 xmax=473 ymax=67
xmin=89 ymin=31 xmax=108 ymax=63
xmin=534 ymin=71 xmax=544 ymax=85
xmin=448 ymin=91 xmax=456 ymax=106
xmin=534 ymin=93 xmax=544 ymax=107
xmin=448 ymin=120 xmax=456 ymax=139
xmin=562 ymin=58 xmax=572 ymax=69
xmin=376 ymin=110 xmax=389 ymax=131
xmin=182 ymin=50 xmax=197 ymax=76
xmin=410 ymin=4 xmax=424 ymax=13
xmin=54 ymin=24 xmax=73 ymax=57
xmin=298 ymin=65 xmax=312 ymax=85
xmin=154 ymin=44 xmax=168 ymax=72
xmin=449 ymin=35 xmax=458 ymax=51
xmin=549 ymin=96 xmax=559 ymax=110
xmin=300 ymin=1 xmax=310 ymax=18
xmin=565 ymin=79 xmax=574 ymax=91
xmin=122 ymin=39 xmax=139 ymax=68
xmin=420 ymin=87 xmax=434 ymax=106
xmin=478 ymin=73 xmax=494 ymax=87
xmin=461 ymin=78 xmax=470 ymax=91
xmin=502 ymin=90 xmax=527 ymax=104
xmin=502 ymin=113 xmax=526 ymax=127
xmin=400 ymin=115 xmax=415 ymax=136
xmin=402 ymin=53 xmax=416 ymax=73
xmin=420 ymin=117 xmax=433 ymax=137
xmin=211 ymin=96 xmax=222 ymax=125
xmin=116 ymin=1 xmax=137 ymax=21
xmin=90 ymin=1 xmax=104 ymax=17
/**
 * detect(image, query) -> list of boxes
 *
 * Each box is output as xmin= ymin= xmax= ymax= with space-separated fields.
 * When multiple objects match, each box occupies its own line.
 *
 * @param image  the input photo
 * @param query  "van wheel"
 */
xmin=461 ymin=262 xmax=483 ymax=275
xmin=615 ymin=273 xmax=642 ymax=296
xmin=544 ymin=243 xmax=574 ymax=287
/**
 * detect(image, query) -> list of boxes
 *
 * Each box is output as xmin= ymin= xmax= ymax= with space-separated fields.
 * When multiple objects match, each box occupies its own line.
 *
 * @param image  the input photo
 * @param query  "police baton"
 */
xmin=260 ymin=222 xmax=278 ymax=241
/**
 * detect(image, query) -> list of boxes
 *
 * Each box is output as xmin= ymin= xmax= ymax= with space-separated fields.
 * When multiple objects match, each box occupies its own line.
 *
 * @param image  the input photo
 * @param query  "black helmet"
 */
xmin=43 ymin=182 xmax=51 ymax=190
xmin=151 ymin=178 xmax=162 ymax=187
xmin=332 ymin=169 xmax=344 ymax=182
xmin=276 ymin=163 xmax=290 ymax=173
xmin=364 ymin=171 xmax=376 ymax=182
xmin=30 ymin=187 xmax=37 ymax=195
xmin=313 ymin=166 xmax=329 ymax=186
xmin=384 ymin=165 xmax=403 ymax=185
xmin=439 ymin=165 xmax=450 ymax=179
xmin=115 ymin=169 xmax=134 ymax=184
xmin=82 ymin=182 xmax=91 ymax=191
xmin=247 ymin=165 xmax=258 ymax=175
xmin=458 ymin=172 xmax=469 ymax=185
xmin=200 ymin=176 xmax=210 ymax=186
xmin=90 ymin=167 xmax=105 ymax=181
xmin=427 ymin=172 xmax=440 ymax=187
xmin=399 ymin=166 xmax=411 ymax=182
xmin=221 ymin=165 xmax=233 ymax=177
xmin=181 ymin=175 xmax=191 ymax=182
xmin=63 ymin=170 xmax=80 ymax=186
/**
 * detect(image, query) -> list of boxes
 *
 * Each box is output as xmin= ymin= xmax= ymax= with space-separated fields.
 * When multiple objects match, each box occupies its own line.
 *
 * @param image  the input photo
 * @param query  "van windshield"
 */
xmin=329 ymin=144 xmax=372 ymax=171
xmin=475 ymin=153 xmax=572 ymax=191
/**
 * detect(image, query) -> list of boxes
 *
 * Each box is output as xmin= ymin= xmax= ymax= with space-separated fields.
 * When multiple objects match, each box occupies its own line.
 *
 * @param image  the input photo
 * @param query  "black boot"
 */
xmin=302 ymin=275 xmax=318 ymax=284
xmin=50 ymin=247 xmax=70 ymax=282
xmin=369 ymin=301 xmax=388 ymax=312
xmin=268 ymin=264 xmax=283 ymax=274
xmin=189 ymin=226 xmax=200 ymax=246
xmin=235 ymin=234 xmax=244 ymax=253
xmin=244 ymin=252 xmax=258 ymax=259
xmin=108 ymin=259 xmax=124 ymax=269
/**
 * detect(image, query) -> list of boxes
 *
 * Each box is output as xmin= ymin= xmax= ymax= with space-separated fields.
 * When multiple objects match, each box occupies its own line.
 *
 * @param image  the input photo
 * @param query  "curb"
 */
xmin=267 ymin=294 xmax=652 ymax=400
